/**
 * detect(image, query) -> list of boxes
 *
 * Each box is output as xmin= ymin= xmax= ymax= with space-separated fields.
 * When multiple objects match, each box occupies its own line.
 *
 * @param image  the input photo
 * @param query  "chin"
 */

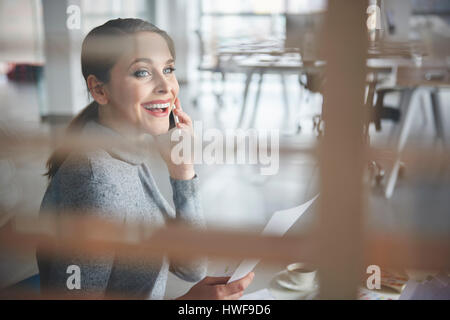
xmin=143 ymin=123 xmax=170 ymax=136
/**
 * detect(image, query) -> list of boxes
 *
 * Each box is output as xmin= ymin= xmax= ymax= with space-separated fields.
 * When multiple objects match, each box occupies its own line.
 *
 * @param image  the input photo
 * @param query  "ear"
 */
xmin=87 ymin=75 xmax=109 ymax=105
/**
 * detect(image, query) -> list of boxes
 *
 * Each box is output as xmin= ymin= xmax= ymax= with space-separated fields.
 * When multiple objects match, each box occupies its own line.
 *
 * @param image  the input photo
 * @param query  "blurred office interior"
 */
xmin=0 ymin=0 xmax=449 ymax=299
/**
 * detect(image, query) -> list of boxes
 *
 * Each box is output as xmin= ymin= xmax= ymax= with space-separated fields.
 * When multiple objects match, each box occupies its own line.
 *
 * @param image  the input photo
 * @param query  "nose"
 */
xmin=152 ymin=71 xmax=171 ymax=95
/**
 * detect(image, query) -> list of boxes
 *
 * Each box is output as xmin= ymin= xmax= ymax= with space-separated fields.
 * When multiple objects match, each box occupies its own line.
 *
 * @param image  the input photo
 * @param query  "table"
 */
xmin=218 ymin=52 xmax=324 ymax=129
xmin=216 ymin=38 xmax=428 ymax=130
xmin=244 ymin=262 xmax=401 ymax=300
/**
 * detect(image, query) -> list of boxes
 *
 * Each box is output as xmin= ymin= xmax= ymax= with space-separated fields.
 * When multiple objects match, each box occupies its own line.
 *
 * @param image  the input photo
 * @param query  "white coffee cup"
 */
xmin=286 ymin=262 xmax=317 ymax=289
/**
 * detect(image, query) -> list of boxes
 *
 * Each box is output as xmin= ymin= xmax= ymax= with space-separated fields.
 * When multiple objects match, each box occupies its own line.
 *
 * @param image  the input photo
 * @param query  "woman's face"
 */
xmin=103 ymin=31 xmax=179 ymax=136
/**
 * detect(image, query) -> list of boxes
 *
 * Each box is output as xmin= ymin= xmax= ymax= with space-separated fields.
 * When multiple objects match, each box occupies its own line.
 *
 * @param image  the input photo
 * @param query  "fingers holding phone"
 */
xmin=172 ymin=97 xmax=192 ymax=132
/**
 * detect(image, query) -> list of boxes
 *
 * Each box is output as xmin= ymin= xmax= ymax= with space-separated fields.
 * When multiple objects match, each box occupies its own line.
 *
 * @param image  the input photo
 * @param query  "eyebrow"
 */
xmin=128 ymin=58 xmax=175 ymax=69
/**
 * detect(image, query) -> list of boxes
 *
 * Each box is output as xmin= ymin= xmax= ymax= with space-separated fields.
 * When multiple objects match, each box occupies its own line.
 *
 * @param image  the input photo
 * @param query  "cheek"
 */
xmin=108 ymin=79 xmax=133 ymax=106
xmin=131 ymin=84 xmax=150 ymax=105
xmin=112 ymin=82 xmax=148 ymax=114
xmin=172 ymin=79 xmax=180 ymax=96
xmin=123 ymin=82 xmax=147 ymax=103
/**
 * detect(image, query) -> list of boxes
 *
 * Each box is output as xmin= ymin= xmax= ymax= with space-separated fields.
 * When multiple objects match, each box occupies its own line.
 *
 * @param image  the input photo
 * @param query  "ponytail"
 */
xmin=43 ymin=101 xmax=99 ymax=182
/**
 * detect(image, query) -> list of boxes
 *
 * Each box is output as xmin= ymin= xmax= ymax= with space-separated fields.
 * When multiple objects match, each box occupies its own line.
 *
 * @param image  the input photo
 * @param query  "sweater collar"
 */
xmin=82 ymin=119 xmax=150 ymax=165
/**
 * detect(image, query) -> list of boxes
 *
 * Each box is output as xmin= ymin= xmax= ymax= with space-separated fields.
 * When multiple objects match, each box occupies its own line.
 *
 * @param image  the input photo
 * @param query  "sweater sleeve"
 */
xmin=36 ymin=155 xmax=124 ymax=297
xmin=168 ymin=174 xmax=208 ymax=282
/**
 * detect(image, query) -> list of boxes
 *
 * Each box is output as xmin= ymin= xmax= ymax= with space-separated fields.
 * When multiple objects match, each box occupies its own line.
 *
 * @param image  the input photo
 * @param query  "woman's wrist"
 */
xmin=168 ymin=164 xmax=195 ymax=180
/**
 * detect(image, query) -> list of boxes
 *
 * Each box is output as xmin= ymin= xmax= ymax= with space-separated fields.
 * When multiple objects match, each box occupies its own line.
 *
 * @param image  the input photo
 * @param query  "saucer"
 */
xmin=273 ymin=270 xmax=319 ymax=292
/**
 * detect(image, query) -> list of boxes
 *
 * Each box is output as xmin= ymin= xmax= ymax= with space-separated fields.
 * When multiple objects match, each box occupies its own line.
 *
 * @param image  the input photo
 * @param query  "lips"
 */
xmin=142 ymin=104 xmax=170 ymax=117
xmin=141 ymin=98 xmax=172 ymax=118
xmin=147 ymin=99 xmax=171 ymax=104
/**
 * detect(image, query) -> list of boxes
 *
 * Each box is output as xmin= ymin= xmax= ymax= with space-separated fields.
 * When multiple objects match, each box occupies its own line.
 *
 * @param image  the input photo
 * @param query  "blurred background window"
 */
xmin=411 ymin=0 xmax=450 ymax=15
xmin=81 ymin=0 xmax=154 ymax=35
xmin=198 ymin=0 xmax=327 ymax=55
xmin=0 ymin=0 xmax=44 ymax=63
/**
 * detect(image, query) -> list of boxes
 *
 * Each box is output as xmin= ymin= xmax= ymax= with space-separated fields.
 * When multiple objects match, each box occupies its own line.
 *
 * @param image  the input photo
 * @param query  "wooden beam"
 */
xmin=1 ymin=215 xmax=449 ymax=270
xmin=315 ymin=0 xmax=368 ymax=299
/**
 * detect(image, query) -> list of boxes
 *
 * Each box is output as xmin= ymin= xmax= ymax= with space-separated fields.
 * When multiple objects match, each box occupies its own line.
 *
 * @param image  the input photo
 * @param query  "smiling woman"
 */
xmin=92 ymin=31 xmax=180 ymax=137
xmin=36 ymin=18 xmax=254 ymax=299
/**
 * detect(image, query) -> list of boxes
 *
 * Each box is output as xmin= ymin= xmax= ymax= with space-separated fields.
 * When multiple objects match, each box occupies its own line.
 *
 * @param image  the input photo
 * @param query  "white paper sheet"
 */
xmin=239 ymin=288 xmax=275 ymax=300
xmin=211 ymin=260 xmax=241 ymax=277
xmin=399 ymin=274 xmax=450 ymax=300
xmin=227 ymin=194 xmax=319 ymax=283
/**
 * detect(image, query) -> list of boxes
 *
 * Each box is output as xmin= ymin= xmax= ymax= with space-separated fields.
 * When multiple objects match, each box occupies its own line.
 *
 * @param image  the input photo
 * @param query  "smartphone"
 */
xmin=169 ymin=109 xmax=176 ymax=129
xmin=169 ymin=104 xmax=180 ymax=130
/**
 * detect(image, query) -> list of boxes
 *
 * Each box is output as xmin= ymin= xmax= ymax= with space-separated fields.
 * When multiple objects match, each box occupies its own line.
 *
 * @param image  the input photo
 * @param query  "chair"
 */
xmin=369 ymin=86 xmax=446 ymax=198
xmin=285 ymin=13 xmax=325 ymax=134
xmin=192 ymin=30 xmax=226 ymax=109
xmin=285 ymin=13 xmax=325 ymax=61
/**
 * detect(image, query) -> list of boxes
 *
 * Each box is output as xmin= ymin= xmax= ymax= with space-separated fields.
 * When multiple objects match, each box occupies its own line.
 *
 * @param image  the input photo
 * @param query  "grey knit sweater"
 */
xmin=36 ymin=119 xmax=207 ymax=299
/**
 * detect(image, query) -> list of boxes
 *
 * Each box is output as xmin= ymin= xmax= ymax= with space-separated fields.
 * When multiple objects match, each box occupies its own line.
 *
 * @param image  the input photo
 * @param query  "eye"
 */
xmin=134 ymin=69 xmax=151 ymax=78
xmin=163 ymin=67 xmax=176 ymax=75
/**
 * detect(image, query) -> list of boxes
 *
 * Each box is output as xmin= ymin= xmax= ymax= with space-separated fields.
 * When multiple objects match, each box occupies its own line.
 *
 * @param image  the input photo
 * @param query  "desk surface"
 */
xmin=396 ymin=64 xmax=450 ymax=87
xmin=244 ymin=262 xmax=402 ymax=300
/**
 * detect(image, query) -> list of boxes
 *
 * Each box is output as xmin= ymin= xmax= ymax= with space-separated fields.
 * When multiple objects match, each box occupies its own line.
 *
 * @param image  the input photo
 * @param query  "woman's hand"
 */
xmin=154 ymin=94 xmax=196 ymax=180
xmin=176 ymin=272 xmax=255 ymax=300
